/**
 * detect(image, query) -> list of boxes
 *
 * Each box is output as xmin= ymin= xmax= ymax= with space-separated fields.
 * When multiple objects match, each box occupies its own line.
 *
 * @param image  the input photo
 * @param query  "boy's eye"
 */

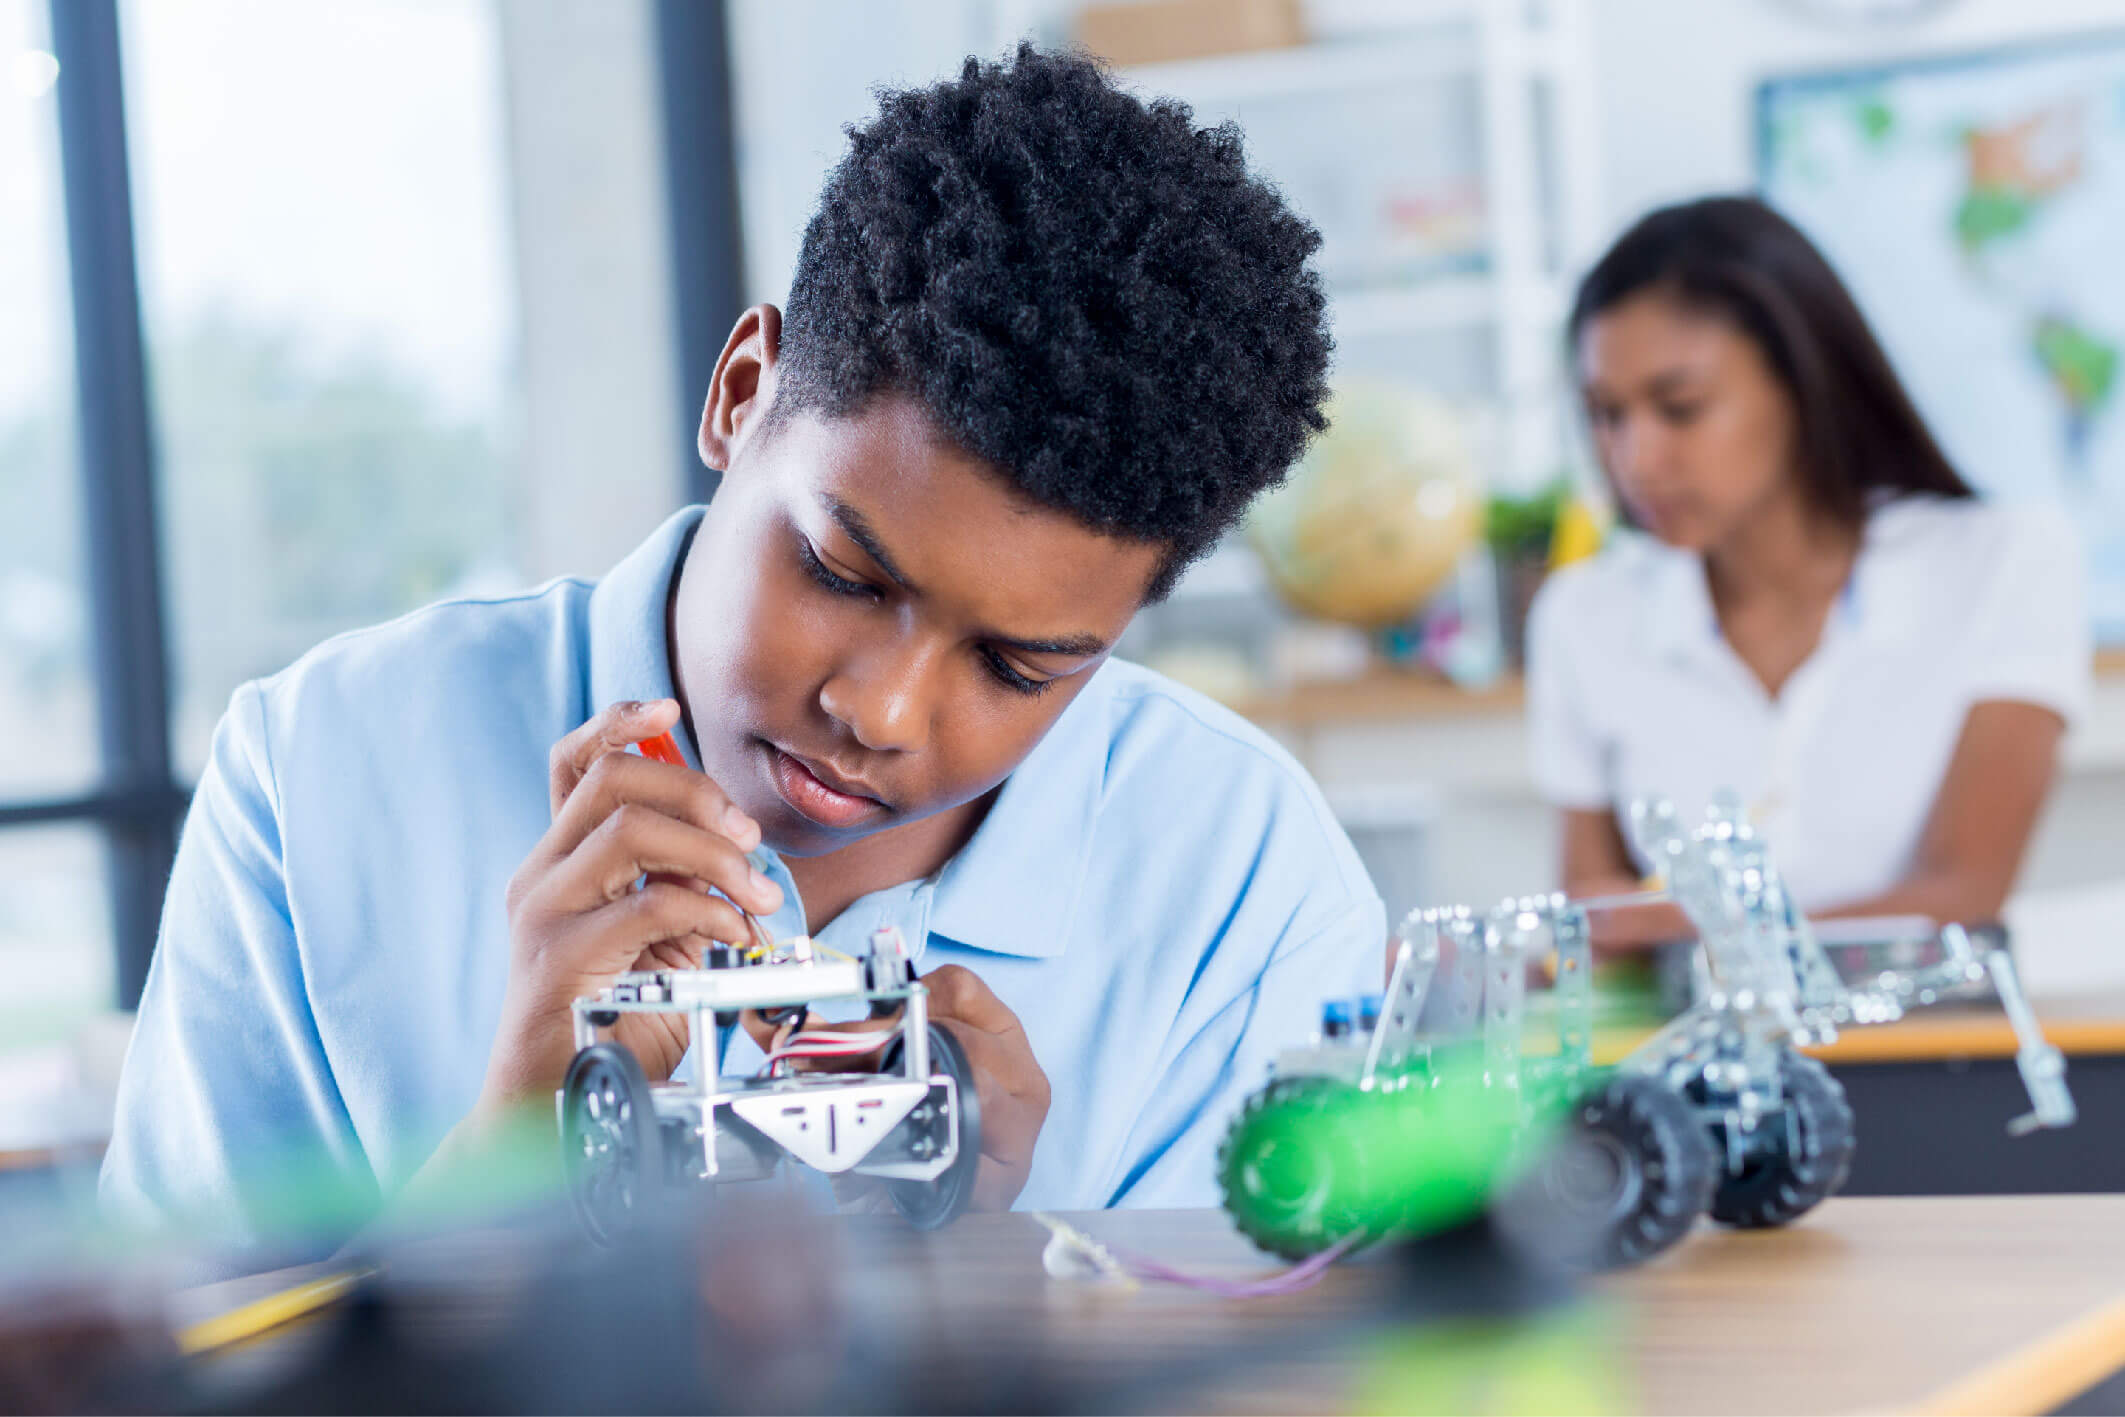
xmin=1659 ymin=401 xmax=1704 ymax=426
xmin=796 ymin=533 xmax=1056 ymax=697
xmin=981 ymin=646 xmax=1055 ymax=698
xmin=797 ymin=539 xmax=879 ymax=599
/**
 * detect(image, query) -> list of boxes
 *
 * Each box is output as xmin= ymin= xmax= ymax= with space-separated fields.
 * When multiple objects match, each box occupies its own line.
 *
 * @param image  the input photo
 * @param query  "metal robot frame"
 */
xmin=557 ymin=926 xmax=981 ymax=1242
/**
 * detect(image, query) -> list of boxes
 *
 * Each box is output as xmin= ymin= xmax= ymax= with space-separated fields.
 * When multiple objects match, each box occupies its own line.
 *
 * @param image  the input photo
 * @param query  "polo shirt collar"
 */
xmin=1633 ymin=503 xmax=1922 ymax=663
xmin=585 ymin=505 xmax=710 ymax=764
xmin=923 ymin=663 xmax=1112 ymax=959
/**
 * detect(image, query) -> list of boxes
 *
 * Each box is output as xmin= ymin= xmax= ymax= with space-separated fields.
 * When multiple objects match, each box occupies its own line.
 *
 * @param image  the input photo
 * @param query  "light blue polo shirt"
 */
xmin=102 ymin=508 xmax=1385 ymax=1252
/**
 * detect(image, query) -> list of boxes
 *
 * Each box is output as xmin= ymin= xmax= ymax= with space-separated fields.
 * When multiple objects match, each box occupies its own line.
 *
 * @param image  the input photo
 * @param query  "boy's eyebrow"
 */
xmin=994 ymin=630 xmax=1109 ymax=659
xmin=822 ymin=494 xmax=1110 ymax=660
xmin=825 ymin=496 xmax=918 ymax=590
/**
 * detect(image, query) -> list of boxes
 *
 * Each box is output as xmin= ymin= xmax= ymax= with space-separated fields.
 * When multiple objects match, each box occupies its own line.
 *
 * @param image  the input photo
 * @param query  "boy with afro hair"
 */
xmin=106 ymin=45 xmax=1384 ymax=1250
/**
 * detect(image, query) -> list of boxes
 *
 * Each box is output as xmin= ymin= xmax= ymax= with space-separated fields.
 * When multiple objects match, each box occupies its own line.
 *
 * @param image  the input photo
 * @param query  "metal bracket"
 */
xmin=727 ymin=1078 xmax=927 ymax=1174
xmin=1482 ymin=904 xmax=1531 ymax=1092
xmin=1550 ymin=900 xmax=1593 ymax=1071
xmin=1964 ymin=926 xmax=2077 ymax=1133
xmin=1363 ymin=912 xmax=1439 ymax=1083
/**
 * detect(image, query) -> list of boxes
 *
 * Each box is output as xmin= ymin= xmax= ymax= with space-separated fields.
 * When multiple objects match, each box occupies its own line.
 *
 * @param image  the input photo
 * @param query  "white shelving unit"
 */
xmin=986 ymin=0 xmax=1605 ymax=605
xmin=1111 ymin=0 xmax=1601 ymax=492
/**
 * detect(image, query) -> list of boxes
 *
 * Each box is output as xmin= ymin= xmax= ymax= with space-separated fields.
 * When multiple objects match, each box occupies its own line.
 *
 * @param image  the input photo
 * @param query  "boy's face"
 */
xmin=671 ymin=328 xmax=1164 ymax=857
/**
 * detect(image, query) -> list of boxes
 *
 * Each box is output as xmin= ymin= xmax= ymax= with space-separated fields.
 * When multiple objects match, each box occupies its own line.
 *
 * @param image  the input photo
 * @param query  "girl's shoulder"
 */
xmin=1864 ymin=492 xmax=2073 ymax=566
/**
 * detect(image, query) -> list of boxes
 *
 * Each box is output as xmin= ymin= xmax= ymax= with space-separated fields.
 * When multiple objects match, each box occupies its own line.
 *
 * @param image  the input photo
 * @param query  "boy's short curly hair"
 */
xmin=773 ymin=44 xmax=1332 ymax=600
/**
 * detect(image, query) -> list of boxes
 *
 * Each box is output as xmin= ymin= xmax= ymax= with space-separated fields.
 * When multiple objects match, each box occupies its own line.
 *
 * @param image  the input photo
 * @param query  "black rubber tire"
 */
xmin=1518 ymin=1073 xmax=1718 ymax=1270
xmin=887 ymin=1025 xmax=983 ymax=1230
xmin=1217 ymin=1077 xmax=1370 ymax=1261
xmin=1708 ymin=1049 xmax=1855 ymax=1228
xmin=560 ymin=1042 xmax=662 ymax=1246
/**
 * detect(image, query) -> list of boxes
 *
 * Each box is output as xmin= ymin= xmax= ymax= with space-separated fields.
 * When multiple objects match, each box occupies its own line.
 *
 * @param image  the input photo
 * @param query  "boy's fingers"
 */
xmin=919 ymin=964 xmax=1022 ymax=1037
xmin=633 ymin=936 xmax=708 ymax=974
xmin=543 ymin=750 xmax=763 ymax=863
xmin=552 ymin=882 xmax=757 ymax=977
xmin=548 ymin=699 xmax=681 ymax=814
xmin=738 ymin=1007 xmax=802 ymax=1054
xmin=538 ymin=805 xmax=781 ymax=917
xmin=931 ymin=1016 xmax=1050 ymax=1211
xmin=907 ymin=967 xmax=1049 ymax=1210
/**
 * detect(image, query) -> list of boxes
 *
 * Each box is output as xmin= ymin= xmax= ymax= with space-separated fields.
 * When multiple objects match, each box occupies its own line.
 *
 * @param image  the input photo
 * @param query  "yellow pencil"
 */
xmin=177 ymin=1267 xmax=371 ymax=1356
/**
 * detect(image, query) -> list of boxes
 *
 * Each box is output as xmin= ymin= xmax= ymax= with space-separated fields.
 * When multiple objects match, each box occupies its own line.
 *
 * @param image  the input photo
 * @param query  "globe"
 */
xmin=1247 ymin=385 xmax=1481 ymax=627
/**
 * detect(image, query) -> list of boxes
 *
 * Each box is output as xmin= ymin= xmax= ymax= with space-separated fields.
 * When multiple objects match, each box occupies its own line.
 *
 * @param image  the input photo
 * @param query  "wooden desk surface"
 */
xmin=1607 ymin=1194 xmax=2125 ymax=1416
xmin=1584 ymin=993 xmax=2125 ymax=1068
xmin=951 ymin=1199 xmax=2125 ymax=1416
xmin=184 ymin=1195 xmax=2125 ymax=1415
xmin=854 ymin=1198 xmax=2125 ymax=1415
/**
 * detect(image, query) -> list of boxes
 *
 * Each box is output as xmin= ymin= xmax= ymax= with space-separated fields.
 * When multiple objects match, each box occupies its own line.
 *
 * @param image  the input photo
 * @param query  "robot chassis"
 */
xmin=1220 ymin=795 xmax=2077 ymax=1267
xmin=557 ymin=926 xmax=981 ymax=1243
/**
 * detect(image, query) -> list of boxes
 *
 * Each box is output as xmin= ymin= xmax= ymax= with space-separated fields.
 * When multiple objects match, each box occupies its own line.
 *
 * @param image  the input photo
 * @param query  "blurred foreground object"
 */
xmin=1249 ymin=385 xmax=1481 ymax=628
xmin=21 ymin=1198 xmax=1577 ymax=1415
xmin=1220 ymin=791 xmax=2073 ymax=1269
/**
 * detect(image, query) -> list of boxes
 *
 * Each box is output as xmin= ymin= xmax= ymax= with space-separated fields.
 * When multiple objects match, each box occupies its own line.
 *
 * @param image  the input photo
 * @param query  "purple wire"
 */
xmin=1109 ymin=1233 xmax=1361 ymax=1298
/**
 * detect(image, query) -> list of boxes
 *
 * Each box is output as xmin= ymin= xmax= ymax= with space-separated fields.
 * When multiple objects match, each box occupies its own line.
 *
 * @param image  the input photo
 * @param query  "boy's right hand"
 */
xmin=474 ymin=698 xmax=785 ymax=1123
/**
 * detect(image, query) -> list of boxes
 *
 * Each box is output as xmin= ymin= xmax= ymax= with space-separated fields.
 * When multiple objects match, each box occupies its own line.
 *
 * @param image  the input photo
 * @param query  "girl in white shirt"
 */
xmin=1530 ymin=196 xmax=2091 ymax=951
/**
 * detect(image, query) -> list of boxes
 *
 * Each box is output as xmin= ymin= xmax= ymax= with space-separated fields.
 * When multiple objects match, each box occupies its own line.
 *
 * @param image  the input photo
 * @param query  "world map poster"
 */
xmin=1760 ymin=33 xmax=2125 ymax=643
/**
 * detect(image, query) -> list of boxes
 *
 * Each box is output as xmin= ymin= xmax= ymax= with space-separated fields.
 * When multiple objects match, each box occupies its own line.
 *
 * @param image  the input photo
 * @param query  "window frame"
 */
xmin=18 ymin=0 xmax=743 ymax=1008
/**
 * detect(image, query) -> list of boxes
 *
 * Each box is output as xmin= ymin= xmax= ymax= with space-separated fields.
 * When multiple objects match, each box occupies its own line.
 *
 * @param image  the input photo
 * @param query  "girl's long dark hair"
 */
xmin=1569 ymin=196 xmax=1973 ymax=525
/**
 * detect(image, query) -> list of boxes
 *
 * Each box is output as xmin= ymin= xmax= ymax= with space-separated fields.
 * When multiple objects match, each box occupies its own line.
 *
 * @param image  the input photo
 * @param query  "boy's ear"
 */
xmin=698 ymin=304 xmax=784 ymax=473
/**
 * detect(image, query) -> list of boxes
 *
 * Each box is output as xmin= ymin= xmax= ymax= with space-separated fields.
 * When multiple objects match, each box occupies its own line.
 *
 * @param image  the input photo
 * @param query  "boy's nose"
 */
xmin=818 ymin=639 xmax=937 ymax=754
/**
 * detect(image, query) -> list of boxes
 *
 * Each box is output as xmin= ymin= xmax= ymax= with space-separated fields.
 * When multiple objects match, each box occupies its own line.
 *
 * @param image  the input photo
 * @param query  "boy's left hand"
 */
xmin=741 ymin=963 xmax=1051 ymax=1211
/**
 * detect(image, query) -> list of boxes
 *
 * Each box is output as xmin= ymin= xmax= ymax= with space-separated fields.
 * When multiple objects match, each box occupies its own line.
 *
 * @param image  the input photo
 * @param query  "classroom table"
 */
xmin=176 ymin=1195 xmax=2125 ymax=1416
xmin=1577 ymin=992 xmax=2125 ymax=1195
xmin=1802 ymin=996 xmax=2125 ymax=1195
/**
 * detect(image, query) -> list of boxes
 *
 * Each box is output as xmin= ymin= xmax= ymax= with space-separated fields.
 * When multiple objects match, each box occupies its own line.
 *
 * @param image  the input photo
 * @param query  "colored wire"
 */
xmin=759 ymin=1021 xmax=904 ymax=1075
xmin=1031 ymin=1212 xmax=1358 ymax=1298
xmin=1111 ymin=1233 xmax=1359 ymax=1297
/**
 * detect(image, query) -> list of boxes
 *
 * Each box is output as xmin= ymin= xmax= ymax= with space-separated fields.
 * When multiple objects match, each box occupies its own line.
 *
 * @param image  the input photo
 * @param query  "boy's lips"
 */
xmin=767 ymin=745 xmax=887 ymax=829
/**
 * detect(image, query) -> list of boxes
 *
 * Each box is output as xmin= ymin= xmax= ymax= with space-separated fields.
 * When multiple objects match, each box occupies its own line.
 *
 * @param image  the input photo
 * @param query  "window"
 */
xmin=120 ymin=0 xmax=524 ymax=774
xmin=0 ymin=0 xmax=95 ymax=801
xmin=2 ymin=0 xmax=729 ymax=1029
xmin=0 ymin=828 xmax=113 ymax=1049
xmin=0 ymin=0 xmax=116 ymax=1046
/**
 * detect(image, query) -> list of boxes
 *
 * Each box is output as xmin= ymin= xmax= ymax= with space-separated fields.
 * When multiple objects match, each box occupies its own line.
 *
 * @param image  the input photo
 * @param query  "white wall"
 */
xmin=1589 ymin=0 xmax=2125 ymax=239
xmin=727 ymin=1 xmax=994 ymax=307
